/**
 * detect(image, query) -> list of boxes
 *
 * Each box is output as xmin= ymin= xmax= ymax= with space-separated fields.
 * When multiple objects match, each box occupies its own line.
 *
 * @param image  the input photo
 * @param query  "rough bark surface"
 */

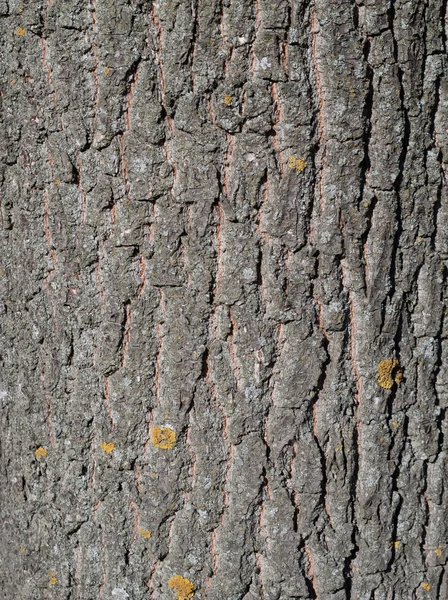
xmin=1 ymin=0 xmax=447 ymax=599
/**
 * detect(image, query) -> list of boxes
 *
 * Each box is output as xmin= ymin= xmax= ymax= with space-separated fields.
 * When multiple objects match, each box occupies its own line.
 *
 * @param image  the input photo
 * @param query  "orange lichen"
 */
xmin=378 ymin=358 xmax=402 ymax=389
xmin=49 ymin=571 xmax=57 ymax=585
xmin=100 ymin=441 xmax=114 ymax=454
xmin=392 ymin=420 xmax=400 ymax=429
xmin=35 ymin=446 xmax=47 ymax=459
xmin=104 ymin=66 xmax=111 ymax=74
xmin=168 ymin=575 xmax=194 ymax=600
xmin=223 ymin=94 xmax=232 ymax=106
xmin=151 ymin=426 xmax=176 ymax=450
xmin=295 ymin=157 xmax=307 ymax=172
xmin=421 ymin=582 xmax=431 ymax=592
xmin=435 ymin=546 xmax=443 ymax=557
xmin=287 ymin=155 xmax=307 ymax=172
xmin=55 ymin=179 xmax=61 ymax=185
xmin=393 ymin=540 xmax=400 ymax=549
xmin=16 ymin=27 xmax=26 ymax=36
xmin=139 ymin=528 xmax=151 ymax=539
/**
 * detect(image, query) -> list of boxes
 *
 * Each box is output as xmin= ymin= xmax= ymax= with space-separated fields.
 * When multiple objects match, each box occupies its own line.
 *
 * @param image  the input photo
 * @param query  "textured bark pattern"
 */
xmin=1 ymin=0 xmax=448 ymax=599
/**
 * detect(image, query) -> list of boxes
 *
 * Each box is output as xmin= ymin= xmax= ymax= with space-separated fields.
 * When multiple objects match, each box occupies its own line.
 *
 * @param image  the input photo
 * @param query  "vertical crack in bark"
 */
xmin=95 ymin=241 xmax=106 ymax=304
xmin=138 ymin=254 xmax=147 ymax=298
xmin=255 ymin=466 xmax=269 ymax=600
xmin=223 ymin=132 xmax=235 ymax=202
xmin=148 ymin=494 xmax=178 ymax=588
xmin=429 ymin=68 xmax=444 ymax=251
xmin=121 ymin=59 xmax=142 ymax=201
xmin=361 ymin=193 xmax=378 ymax=300
xmin=40 ymin=37 xmax=55 ymax=105
xmin=41 ymin=372 xmax=55 ymax=448
xmin=441 ymin=0 xmax=448 ymax=53
xmin=147 ymin=558 xmax=160 ymax=596
xmin=207 ymin=442 xmax=233 ymax=583
xmin=74 ymin=543 xmax=82 ymax=600
xmin=154 ymin=294 xmax=164 ymax=409
xmin=385 ymin=416 xmax=407 ymax=573
xmin=43 ymin=190 xmax=57 ymax=281
xmin=41 ymin=130 xmax=58 ymax=447
xmin=311 ymin=295 xmax=331 ymax=526
xmin=339 ymin=262 xmax=362 ymax=592
xmin=184 ymin=390 xmax=197 ymax=503
xmin=434 ymin=324 xmax=445 ymax=455
xmin=311 ymin=8 xmax=326 ymax=215
xmin=89 ymin=0 xmax=100 ymax=123
xmin=129 ymin=499 xmax=139 ymax=540
xmin=205 ymin=191 xmax=232 ymax=588
xmin=120 ymin=301 xmax=132 ymax=367
xmin=187 ymin=0 xmax=199 ymax=92
xmin=228 ymin=309 xmax=241 ymax=391
xmin=134 ymin=462 xmax=142 ymax=495
xmin=387 ymin=4 xmax=407 ymax=305
xmin=303 ymin=543 xmax=318 ymax=599
xmin=77 ymin=152 xmax=88 ymax=224
xmin=269 ymin=83 xmax=285 ymax=178
xmin=359 ymin=38 xmax=374 ymax=292
xmin=249 ymin=0 xmax=261 ymax=74
xmin=151 ymin=4 xmax=174 ymax=134
xmin=281 ymin=1 xmax=291 ymax=76
xmin=421 ymin=460 xmax=430 ymax=568
xmin=103 ymin=376 xmax=115 ymax=431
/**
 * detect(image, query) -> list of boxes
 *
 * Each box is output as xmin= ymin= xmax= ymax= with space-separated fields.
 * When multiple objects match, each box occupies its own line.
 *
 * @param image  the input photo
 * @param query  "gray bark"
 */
xmin=1 ymin=0 xmax=447 ymax=599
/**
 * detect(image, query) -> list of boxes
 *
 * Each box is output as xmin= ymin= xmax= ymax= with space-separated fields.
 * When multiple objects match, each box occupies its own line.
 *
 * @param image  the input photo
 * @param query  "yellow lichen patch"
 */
xmin=295 ymin=157 xmax=307 ymax=172
xmin=20 ymin=546 xmax=26 ymax=553
xmin=168 ymin=575 xmax=194 ymax=600
xmin=223 ymin=94 xmax=232 ymax=106
xmin=16 ymin=27 xmax=26 ymax=36
xmin=421 ymin=582 xmax=431 ymax=592
xmin=35 ymin=446 xmax=47 ymax=460
xmin=378 ymin=358 xmax=402 ymax=389
xmin=435 ymin=545 xmax=443 ymax=557
xmin=139 ymin=527 xmax=151 ymax=539
xmin=335 ymin=444 xmax=343 ymax=452
xmin=151 ymin=426 xmax=176 ymax=450
xmin=104 ymin=66 xmax=111 ymax=74
xmin=392 ymin=420 xmax=400 ymax=429
xmin=393 ymin=540 xmax=400 ymax=549
xmin=49 ymin=571 xmax=57 ymax=585
xmin=287 ymin=155 xmax=307 ymax=172
xmin=100 ymin=441 xmax=114 ymax=454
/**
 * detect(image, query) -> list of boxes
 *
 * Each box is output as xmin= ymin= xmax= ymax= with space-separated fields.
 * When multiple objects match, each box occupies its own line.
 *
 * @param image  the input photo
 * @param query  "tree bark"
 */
xmin=1 ymin=0 xmax=447 ymax=599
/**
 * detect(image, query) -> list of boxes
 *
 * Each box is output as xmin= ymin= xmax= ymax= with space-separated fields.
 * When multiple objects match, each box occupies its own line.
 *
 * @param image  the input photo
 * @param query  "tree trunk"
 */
xmin=1 ymin=0 xmax=447 ymax=598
